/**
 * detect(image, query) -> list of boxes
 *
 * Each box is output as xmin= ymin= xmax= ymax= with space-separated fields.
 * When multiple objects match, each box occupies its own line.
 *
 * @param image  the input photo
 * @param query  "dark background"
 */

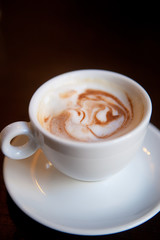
xmin=0 ymin=1 xmax=160 ymax=239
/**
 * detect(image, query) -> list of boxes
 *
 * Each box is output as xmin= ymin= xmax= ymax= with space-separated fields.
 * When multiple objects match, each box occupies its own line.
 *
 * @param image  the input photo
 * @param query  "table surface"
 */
xmin=0 ymin=1 xmax=160 ymax=239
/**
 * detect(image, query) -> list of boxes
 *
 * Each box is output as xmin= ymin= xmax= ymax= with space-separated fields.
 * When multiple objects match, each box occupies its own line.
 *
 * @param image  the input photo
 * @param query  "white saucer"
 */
xmin=3 ymin=124 xmax=160 ymax=236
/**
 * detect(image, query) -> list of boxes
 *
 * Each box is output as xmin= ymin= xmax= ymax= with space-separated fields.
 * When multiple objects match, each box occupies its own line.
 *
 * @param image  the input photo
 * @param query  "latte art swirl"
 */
xmin=46 ymin=89 xmax=133 ymax=142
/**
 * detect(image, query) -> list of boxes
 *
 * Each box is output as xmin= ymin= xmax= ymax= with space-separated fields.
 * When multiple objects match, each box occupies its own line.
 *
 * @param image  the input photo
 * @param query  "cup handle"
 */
xmin=0 ymin=121 xmax=39 ymax=159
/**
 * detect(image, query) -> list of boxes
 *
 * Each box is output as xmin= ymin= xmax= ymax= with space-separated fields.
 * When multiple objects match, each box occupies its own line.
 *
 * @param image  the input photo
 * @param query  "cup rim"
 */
xmin=29 ymin=69 xmax=152 ymax=147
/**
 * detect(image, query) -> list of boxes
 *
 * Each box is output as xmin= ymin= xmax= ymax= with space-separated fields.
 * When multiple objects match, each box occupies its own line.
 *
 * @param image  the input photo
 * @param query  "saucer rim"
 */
xmin=3 ymin=123 xmax=160 ymax=236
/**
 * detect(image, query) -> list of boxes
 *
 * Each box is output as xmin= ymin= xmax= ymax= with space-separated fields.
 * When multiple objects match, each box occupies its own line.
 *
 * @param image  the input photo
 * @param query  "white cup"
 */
xmin=0 ymin=70 xmax=152 ymax=181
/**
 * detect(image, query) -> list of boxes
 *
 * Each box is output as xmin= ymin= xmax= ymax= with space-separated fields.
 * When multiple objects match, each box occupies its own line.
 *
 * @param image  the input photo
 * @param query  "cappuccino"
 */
xmin=1 ymin=69 xmax=151 ymax=181
xmin=38 ymin=78 xmax=144 ymax=142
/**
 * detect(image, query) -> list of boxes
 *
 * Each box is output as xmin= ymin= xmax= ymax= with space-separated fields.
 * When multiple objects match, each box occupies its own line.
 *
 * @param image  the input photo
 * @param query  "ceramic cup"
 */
xmin=0 ymin=70 xmax=152 ymax=181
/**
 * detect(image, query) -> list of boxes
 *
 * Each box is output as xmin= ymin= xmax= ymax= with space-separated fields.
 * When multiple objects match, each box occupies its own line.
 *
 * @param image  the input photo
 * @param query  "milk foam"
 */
xmin=38 ymin=79 xmax=143 ymax=142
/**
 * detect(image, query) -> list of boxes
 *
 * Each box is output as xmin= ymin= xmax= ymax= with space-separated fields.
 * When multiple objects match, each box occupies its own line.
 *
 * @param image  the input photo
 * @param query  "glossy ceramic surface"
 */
xmin=3 ymin=124 xmax=160 ymax=235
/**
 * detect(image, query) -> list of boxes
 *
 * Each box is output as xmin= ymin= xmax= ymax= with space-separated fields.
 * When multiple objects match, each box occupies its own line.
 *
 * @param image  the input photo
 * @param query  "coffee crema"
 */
xmin=38 ymin=87 xmax=134 ymax=142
